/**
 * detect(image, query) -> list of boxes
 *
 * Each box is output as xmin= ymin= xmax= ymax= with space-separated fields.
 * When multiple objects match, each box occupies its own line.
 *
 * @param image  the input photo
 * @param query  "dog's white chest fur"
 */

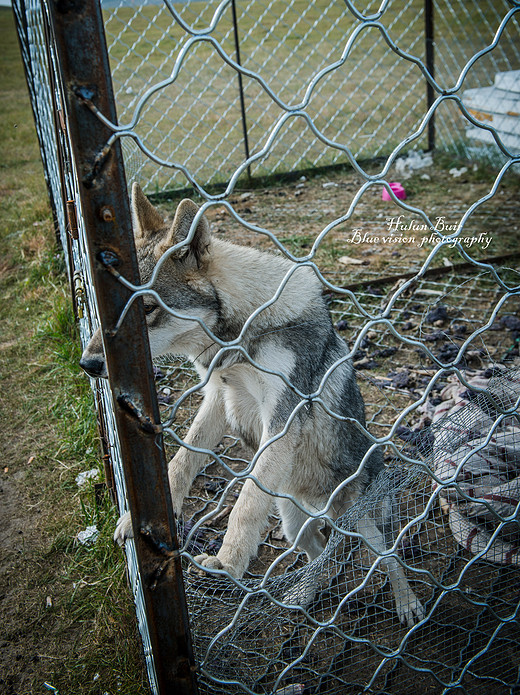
xmin=209 ymin=345 xmax=296 ymax=450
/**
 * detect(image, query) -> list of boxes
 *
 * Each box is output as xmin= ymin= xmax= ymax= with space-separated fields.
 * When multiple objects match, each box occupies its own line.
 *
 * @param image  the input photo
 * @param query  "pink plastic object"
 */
xmin=382 ymin=182 xmax=407 ymax=201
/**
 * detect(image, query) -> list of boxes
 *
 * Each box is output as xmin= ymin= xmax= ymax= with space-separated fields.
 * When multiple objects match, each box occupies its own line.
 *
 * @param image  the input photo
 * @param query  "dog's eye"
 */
xmin=144 ymin=304 xmax=158 ymax=316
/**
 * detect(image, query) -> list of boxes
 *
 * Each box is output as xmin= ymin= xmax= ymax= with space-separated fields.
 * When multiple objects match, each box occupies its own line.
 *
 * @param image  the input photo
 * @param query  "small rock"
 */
xmin=426 ymin=305 xmax=448 ymax=324
xmin=501 ymin=315 xmax=520 ymax=332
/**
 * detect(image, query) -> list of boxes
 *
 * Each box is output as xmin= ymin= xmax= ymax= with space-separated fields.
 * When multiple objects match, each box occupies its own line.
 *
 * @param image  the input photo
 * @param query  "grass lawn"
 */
xmin=0 ymin=7 xmax=150 ymax=694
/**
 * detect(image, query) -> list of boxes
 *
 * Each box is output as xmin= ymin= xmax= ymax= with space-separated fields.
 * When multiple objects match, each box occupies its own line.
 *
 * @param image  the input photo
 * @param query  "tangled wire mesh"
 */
xmin=154 ymin=351 xmax=520 ymax=694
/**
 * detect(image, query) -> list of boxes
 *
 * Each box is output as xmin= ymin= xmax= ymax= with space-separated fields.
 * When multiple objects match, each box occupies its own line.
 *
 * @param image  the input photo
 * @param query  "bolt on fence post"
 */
xmin=45 ymin=0 xmax=199 ymax=692
xmin=425 ymin=0 xmax=435 ymax=152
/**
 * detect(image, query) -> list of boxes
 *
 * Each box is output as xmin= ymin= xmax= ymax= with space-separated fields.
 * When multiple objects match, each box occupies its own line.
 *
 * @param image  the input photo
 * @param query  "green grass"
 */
xmin=102 ymin=0 xmax=518 ymax=194
xmin=0 ymin=8 xmax=149 ymax=695
xmin=103 ymin=0 xmax=435 ymax=191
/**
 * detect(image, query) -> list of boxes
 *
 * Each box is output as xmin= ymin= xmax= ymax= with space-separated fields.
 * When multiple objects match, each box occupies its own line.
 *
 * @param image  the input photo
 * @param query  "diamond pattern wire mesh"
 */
xmin=433 ymin=1 xmax=520 ymax=162
xmin=13 ymin=0 xmax=69 ymax=254
xmin=153 ymin=267 xmax=520 ymax=694
xmin=14 ymin=0 xmax=520 ymax=693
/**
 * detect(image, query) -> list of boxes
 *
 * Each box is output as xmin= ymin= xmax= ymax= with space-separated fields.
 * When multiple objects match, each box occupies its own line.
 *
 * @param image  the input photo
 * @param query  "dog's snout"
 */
xmin=79 ymin=355 xmax=107 ymax=379
xmin=80 ymin=328 xmax=107 ymax=378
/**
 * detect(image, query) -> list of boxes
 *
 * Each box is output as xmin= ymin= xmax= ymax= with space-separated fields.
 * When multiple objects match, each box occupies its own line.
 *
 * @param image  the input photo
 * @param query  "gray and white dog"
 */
xmin=80 ymin=184 xmax=423 ymax=626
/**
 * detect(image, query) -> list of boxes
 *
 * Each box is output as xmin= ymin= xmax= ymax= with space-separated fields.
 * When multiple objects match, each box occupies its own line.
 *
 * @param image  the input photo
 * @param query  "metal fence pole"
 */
xmin=231 ymin=0 xmax=251 ymax=180
xmin=425 ymin=0 xmax=435 ymax=151
xmin=45 ymin=0 xmax=199 ymax=692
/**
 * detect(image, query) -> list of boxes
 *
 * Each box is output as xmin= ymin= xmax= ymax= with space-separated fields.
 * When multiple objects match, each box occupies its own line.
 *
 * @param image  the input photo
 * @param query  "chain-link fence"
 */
xmin=14 ymin=0 xmax=520 ymax=693
xmin=102 ymin=0 xmax=520 ymax=192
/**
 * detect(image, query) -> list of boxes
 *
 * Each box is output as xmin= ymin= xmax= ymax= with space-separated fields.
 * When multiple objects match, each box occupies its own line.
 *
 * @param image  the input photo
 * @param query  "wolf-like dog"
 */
xmin=80 ymin=183 xmax=424 ymax=626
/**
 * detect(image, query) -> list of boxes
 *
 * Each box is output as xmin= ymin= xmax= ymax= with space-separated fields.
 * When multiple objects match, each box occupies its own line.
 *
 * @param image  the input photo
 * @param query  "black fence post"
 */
xmin=425 ymin=0 xmax=435 ymax=151
xmin=231 ymin=0 xmax=252 ymax=180
xmin=45 ymin=0 xmax=199 ymax=692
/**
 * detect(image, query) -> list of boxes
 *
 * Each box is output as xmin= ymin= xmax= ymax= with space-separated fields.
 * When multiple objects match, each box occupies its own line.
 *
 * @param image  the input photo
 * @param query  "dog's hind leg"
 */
xmin=356 ymin=512 xmax=424 ymax=627
xmin=277 ymin=497 xmax=327 ymax=561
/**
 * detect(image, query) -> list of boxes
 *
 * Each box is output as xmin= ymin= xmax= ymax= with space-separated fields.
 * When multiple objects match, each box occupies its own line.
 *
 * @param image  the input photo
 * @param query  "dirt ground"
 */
xmin=166 ymin=154 xmax=520 ymax=273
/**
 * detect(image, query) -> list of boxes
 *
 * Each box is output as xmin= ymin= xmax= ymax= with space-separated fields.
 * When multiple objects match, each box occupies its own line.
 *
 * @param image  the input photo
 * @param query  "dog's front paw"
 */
xmin=114 ymin=511 xmax=133 ymax=546
xmin=194 ymin=553 xmax=223 ymax=570
xmin=192 ymin=553 xmax=239 ymax=576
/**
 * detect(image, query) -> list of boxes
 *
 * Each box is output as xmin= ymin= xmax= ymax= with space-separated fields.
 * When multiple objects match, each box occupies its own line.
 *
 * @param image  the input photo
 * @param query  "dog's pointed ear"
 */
xmin=131 ymin=182 xmax=165 ymax=239
xmin=157 ymin=199 xmax=211 ymax=266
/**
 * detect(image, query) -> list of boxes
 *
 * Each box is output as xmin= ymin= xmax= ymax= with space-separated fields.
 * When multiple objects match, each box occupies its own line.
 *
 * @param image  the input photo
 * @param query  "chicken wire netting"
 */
xmin=101 ymin=0 xmax=520 ymax=192
xmin=151 ymin=268 xmax=520 ymax=695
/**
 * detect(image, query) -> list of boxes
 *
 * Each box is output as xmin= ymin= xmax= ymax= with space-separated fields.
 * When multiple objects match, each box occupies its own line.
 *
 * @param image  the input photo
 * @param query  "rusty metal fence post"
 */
xmin=424 ymin=0 xmax=435 ymax=152
xmin=44 ymin=0 xmax=199 ymax=692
